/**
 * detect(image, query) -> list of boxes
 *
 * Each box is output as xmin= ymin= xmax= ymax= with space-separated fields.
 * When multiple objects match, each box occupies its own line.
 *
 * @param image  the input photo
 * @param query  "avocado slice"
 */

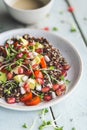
xmin=14 ymin=75 xmax=25 ymax=83
xmin=27 ymin=78 xmax=36 ymax=89
xmin=31 ymin=56 xmax=41 ymax=65
xmin=35 ymin=42 xmax=44 ymax=49
xmin=0 ymin=72 xmax=7 ymax=83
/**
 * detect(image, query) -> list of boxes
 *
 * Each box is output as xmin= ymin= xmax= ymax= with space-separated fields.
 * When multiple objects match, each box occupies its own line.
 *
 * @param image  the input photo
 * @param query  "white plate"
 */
xmin=0 ymin=29 xmax=82 ymax=111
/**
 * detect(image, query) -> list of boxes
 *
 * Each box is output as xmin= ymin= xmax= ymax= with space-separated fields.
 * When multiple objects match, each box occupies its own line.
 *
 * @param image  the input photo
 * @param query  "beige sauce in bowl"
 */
xmin=12 ymin=0 xmax=45 ymax=10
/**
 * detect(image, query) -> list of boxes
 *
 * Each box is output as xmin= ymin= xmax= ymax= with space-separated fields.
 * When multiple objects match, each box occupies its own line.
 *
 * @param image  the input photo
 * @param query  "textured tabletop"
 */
xmin=0 ymin=0 xmax=87 ymax=130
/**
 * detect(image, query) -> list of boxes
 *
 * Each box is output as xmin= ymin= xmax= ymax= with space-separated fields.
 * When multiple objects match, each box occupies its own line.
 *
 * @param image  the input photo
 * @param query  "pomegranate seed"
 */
xmin=24 ymin=59 xmax=30 ymax=65
xmin=52 ymin=84 xmax=60 ymax=91
xmin=18 ymin=67 xmax=24 ymax=74
xmin=41 ymin=87 xmax=50 ymax=93
xmin=56 ymin=89 xmax=62 ymax=96
xmin=68 ymin=7 xmax=74 ymax=13
xmin=0 ymin=62 xmax=2 ymax=67
xmin=44 ymin=95 xmax=52 ymax=101
xmin=17 ymin=53 xmax=23 ymax=58
xmin=29 ymin=42 xmax=35 ymax=46
xmin=36 ymin=48 xmax=43 ymax=54
xmin=25 ymin=70 xmax=32 ymax=76
xmin=16 ymin=45 xmax=22 ymax=50
xmin=60 ymin=84 xmax=66 ymax=92
xmin=32 ymin=64 xmax=38 ymax=69
xmin=36 ymin=78 xmax=44 ymax=85
xmin=7 ymin=72 xmax=13 ymax=80
xmin=63 ymin=65 xmax=70 ymax=70
xmin=14 ymin=42 xmax=19 ymax=47
xmin=61 ymin=71 xmax=67 ymax=77
xmin=43 ymin=27 xmax=50 ymax=31
xmin=5 ymin=43 xmax=9 ymax=48
xmin=26 ymin=52 xmax=32 ymax=58
xmin=23 ymin=83 xmax=30 ymax=92
xmin=7 ymin=97 xmax=16 ymax=104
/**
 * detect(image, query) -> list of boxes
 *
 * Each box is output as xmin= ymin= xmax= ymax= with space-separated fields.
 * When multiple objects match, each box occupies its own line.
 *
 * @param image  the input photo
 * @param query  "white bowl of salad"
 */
xmin=0 ymin=29 xmax=82 ymax=111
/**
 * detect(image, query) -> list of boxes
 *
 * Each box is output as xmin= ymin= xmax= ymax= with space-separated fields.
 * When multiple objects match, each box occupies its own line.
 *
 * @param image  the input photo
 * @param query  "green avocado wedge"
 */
xmin=0 ymin=72 xmax=7 ymax=83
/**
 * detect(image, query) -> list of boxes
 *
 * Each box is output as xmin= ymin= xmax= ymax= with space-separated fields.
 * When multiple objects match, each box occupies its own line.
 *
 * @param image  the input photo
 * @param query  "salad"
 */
xmin=0 ymin=34 xmax=70 ymax=106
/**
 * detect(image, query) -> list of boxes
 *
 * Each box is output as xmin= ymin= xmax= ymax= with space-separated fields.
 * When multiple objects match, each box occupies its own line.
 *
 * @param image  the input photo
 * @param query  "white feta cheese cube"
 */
xmin=44 ymin=55 xmax=50 ymax=62
xmin=20 ymin=87 xmax=26 ymax=94
xmin=52 ymin=92 xmax=56 ymax=99
xmin=36 ymin=84 xmax=42 ymax=91
xmin=22 ymin=76 xmax=28 ymax=82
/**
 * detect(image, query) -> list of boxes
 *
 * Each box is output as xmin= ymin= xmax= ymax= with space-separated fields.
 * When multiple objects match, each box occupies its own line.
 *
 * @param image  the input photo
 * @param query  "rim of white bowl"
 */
xmin=3 ymin=0 xmax=54 ymax=12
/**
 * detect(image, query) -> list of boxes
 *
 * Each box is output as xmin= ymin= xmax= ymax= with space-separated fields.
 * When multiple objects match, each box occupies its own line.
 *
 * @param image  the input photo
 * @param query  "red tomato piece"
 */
xmin=40 ymin=57 xmax=47 ymax=68
xmin=36 ymin=78 xmax=44 ymax=85
xmin=25 ymin=96 xmax=41 ymax=106
xmin=23 ymin=83 xmax=30 ymax=92
xmin=20 ymin=92 xmax=33 ymax=102
xmin=34 ymin=70 xmax=43 ymax=79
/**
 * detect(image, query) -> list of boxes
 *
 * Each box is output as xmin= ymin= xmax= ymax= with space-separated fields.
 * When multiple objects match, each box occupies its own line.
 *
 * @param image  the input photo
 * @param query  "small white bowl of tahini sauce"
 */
xmin=3 ymin=0 xmax=54 ymax=24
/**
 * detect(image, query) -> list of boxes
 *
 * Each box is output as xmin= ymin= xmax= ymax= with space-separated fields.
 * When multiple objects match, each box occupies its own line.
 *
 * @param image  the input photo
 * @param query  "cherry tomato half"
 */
xmin=25 ymin=96 xmax=41 ymax=106
xmin=20 ymin=92 xmax=32 ymax=102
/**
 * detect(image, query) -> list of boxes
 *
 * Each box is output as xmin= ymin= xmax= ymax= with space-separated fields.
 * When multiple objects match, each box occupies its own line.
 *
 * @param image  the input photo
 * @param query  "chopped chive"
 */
xmin=39 ymin=93 xmax=44 ymax=100
xmin=22 ymin=123 xmax=28 ymax=128
xmin=65 ymin=79 xmax=71 ymax=85
xmin=46 ymin=14 xmax=50 ymax=18
xmin=39 ymin=120 xmax=52 ymax=130
xmin=52 ymin=27 xmax=58 ymax=31
xmin=70 ymin=118 xmax=73 ymax=122
xmin=72 ymin=127 xmax=76 ymax=130
xmin=6 ymin=65 xmax=12 ymax=71
xmin=59 ymin=11 xmax=64 ymax=14
xmin=83 ymin=17 xmax=87 ymax=21
xmin=60 ymin=75 xmax=65 ymax=81
xmin=49 ymin=66 xmax=55 ymax=70
xmin=54 ymin=126 xmax=63 ymax=130
xmin=70 ymin=25 xmax=77 ymax=32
